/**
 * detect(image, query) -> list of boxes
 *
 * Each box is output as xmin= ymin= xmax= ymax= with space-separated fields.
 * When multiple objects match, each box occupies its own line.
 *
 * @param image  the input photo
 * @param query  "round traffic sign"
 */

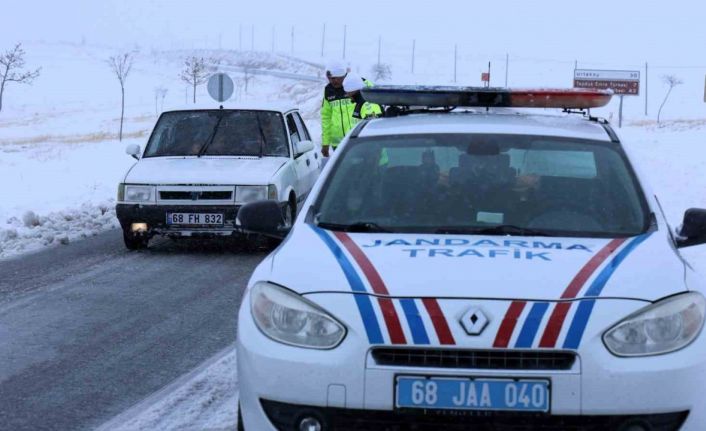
xmin=207 ymin=73 xmax=234 ymax=102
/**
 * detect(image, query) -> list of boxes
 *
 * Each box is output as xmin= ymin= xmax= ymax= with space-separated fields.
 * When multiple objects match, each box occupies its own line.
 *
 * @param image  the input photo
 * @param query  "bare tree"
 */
xmin=0 ymin=43 xmax=41 ymax=113
xmin=180 ymin=56 xmax=219 ymax=103
xmin=658 ymin=75 xmax=683 ymax=124
xmin=108 ymin=52 xmax=135 ymax=141
xmin=154 ymin=86 xmax=168 ymax=115
xmin=370 ymin=63 xmax=392 ymax=82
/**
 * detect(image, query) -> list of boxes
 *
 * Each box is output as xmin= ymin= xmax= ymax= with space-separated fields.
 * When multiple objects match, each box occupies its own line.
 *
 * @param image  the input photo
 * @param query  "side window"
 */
xmin=286 ymin=114 xmax=301 ymax=145
xmin=293 ymin=112 xmax=311 ymax=141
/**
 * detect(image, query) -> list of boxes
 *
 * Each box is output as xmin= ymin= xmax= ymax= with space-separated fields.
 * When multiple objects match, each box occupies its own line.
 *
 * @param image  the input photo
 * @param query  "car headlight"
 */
xmin=250 ymin=282 xmax=346 ymax=349
xmin=236 ymin=186 xmax=267 ymax=203
xmin=603 ymin=292 xmax=706 ymax=357
xmin=124 ymin=185 xmax=154 ymax=202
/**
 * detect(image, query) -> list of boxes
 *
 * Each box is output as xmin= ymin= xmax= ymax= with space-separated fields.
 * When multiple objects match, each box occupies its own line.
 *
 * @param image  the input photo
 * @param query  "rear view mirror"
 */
xmin=126 ymin=144 xmax=141 ymax=160
xmin=294 ymin=140 xmax=314 ymax=156
xmin=676 ymin=208 xmax=706 ymax=248
xmin=237 ymin=200 xmax=288 ymax=238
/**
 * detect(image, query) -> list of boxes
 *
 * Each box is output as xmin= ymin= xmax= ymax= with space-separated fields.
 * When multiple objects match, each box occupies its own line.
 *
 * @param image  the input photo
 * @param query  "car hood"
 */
xmin=270 ymin=226 xmax=684 ymax=302
xmin=124 ymin=156 xmax=288 ymax=185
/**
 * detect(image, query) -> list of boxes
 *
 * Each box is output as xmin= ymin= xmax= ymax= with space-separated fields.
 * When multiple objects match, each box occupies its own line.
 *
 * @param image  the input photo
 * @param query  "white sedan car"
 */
xmin=115 ymin=103 xmax=321 ymax=249
xmin=236 ymin=87 xmax=706 ymax=430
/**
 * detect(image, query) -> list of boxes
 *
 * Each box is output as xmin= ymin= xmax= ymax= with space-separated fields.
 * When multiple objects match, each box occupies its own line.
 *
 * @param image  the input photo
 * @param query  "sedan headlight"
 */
xmin=124 ymin=185 xmax=154 ymax=202
xmin=236 ymin=186 xmax=268 ymax=203
xmin=603 ymin=292 xmax=706 ymax=357
xmin=250 ymin=282 xmax=346 ymax=349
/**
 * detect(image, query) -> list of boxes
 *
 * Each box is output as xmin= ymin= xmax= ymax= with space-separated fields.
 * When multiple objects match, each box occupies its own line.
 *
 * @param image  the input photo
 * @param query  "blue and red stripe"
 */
xmin=311 ymin=226 xmax=384 ymax=344
xmin=539 ymin=238 xmax=627 ymax=347
xmin=563 ymin=233 xmax=653 ymax=349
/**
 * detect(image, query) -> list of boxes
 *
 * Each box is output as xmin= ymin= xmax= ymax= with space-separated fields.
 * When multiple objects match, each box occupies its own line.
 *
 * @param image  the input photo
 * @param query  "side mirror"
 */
xmin=237 ymin=200 xmax=288 ymax=238
xmin=126 ymin=144 xmax=141 ymax=160
xmin=676 ymin=208 xmax=706 ymax=248
xmin=294 ymin=140 xmax=314 ymax=157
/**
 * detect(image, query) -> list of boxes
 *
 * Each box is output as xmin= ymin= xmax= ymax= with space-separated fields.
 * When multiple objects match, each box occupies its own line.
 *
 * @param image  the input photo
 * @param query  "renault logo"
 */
xmin=460 ymin=307 xmax=489 ymax=336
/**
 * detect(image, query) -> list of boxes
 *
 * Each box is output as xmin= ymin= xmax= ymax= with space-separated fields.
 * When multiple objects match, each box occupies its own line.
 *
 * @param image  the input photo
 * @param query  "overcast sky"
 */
xmin=4 ymin=0 xmax=705 ymax=66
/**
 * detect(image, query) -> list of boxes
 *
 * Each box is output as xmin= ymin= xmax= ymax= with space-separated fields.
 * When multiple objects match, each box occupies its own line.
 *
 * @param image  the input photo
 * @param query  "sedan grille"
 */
xmin=159 ymin=191 xmax=232 ymax=201
xmin=371 ymin=348 xmax=576 ymax=371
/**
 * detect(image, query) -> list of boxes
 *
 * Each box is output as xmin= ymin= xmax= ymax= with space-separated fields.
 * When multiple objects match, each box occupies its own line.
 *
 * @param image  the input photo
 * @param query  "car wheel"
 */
xmin=283 ymin=199 xmax=296 ymax=229
xmin=237 ymin=402 xmax=245 ymax=431
xmin=122 ymin=229 xmax=149 ymax=250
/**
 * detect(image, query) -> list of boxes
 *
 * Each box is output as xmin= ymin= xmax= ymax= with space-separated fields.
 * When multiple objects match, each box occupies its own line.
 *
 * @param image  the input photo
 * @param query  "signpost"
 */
xmin=207 ymin=73 xmax=234 ymax=103
xmin=574 ymin=69 xmax=640 ymax=128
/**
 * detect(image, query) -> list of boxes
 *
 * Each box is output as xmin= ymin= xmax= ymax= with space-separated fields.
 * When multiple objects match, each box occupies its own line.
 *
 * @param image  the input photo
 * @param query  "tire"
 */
xmin=282 ymin=198 xmax=296 ymax=229
xmin=266 ymin=200 xmax=295 ymax=249
xmin=122 ymin=229 xmax=149 ymax=250
xmin=237 ymin=402 xmax=245 ymax=431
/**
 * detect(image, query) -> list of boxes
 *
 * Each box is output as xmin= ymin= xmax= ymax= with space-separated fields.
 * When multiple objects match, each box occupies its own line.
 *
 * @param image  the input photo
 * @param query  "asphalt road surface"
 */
xmin=0 ymin=231 xmax=265 ymax=431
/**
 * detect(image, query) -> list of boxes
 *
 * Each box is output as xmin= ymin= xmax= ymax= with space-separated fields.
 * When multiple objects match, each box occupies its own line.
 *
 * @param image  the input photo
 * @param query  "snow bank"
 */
xmin=0 ymin=201 xmax=120 ymax=259
xmin=99 ymin=347 xmax=238 ymax=431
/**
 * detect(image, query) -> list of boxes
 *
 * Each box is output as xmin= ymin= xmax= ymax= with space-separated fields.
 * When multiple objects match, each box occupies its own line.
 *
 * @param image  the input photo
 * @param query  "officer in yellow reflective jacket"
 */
xmin=320 ymin=63 xmax=382 ymax=157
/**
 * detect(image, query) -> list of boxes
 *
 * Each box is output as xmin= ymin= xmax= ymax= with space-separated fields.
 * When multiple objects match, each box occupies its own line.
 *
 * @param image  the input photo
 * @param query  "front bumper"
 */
xmin=116 ymin=203 xmax=242 ymax=237
xmin=237 ymin=291 xmax=706 ymax=431
xmin=259 ymin=399 xmax=688 ymax=430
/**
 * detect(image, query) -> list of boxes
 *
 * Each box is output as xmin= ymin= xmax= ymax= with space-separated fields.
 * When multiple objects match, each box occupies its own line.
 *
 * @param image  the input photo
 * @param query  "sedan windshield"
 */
xmin=143 ymin=110 xmax=289 ymax=157
xmin=315 ymin=134 xmax=651 ymax=237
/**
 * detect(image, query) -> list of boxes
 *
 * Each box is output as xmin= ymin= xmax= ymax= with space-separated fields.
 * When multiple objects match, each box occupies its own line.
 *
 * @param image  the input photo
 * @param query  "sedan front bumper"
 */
xmin=116 ymin=203 xmax=242 ymax=237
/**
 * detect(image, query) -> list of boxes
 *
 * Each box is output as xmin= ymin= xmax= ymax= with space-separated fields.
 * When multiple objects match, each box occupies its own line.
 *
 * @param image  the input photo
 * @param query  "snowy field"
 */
xmin=2 ymin=42 xmax=706 ymax=429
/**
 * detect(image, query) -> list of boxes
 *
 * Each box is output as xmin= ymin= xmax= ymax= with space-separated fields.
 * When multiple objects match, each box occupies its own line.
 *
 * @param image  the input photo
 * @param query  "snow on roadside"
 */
xmin=99 ymin=347 xmax=238 ymax=431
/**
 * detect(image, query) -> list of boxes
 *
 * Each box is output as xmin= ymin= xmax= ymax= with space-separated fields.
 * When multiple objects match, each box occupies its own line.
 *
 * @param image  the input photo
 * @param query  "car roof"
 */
xmin=358 ymin=110 xmax=613 ymax=142
xmin=164 ymin=101 xmax=298 ymax=114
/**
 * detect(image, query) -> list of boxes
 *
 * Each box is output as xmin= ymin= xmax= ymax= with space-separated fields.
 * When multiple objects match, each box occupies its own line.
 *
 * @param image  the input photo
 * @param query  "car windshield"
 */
xmin=143 ymin=110 xmax=289 ymax=157
xmin=315 ymin=133 xmax=651 ymax=237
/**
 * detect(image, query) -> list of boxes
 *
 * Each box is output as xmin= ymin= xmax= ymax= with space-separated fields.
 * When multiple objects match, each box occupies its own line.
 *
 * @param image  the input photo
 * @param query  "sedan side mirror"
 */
xmin=294 ymin=140 xmax=314 ymax=157
xmin=676 ymin=208 xmax=706 ymax=248
xmin=126 ymin=144 xmax=141 ymax=160
xmin=237 ymin=200 xmax=289 ymax=239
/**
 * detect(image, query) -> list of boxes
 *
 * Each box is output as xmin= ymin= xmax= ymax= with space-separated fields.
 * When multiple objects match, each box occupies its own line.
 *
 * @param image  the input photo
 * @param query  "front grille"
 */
xmin=261 ymin=399 xmax=688 ymax=431
xmin=371 ymin=348 xmax=576 ymax=371
xmin=159 ymin=191 xmax=232 ymax=200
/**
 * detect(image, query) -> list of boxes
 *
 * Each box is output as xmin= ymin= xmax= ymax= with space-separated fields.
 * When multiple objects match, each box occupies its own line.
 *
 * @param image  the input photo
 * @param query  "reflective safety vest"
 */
xmin=321 ymin=79 xmax=382 ymax=147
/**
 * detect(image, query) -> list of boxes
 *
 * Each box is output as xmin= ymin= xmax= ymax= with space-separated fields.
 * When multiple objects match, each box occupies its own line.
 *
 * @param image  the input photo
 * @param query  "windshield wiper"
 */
xmin=316 ymin=221 xmax=393 ymax=233
xmin=197 ymin=113 xmax=225 ymax=157
xmin=435 ymin=225 xmax=555 ymax=237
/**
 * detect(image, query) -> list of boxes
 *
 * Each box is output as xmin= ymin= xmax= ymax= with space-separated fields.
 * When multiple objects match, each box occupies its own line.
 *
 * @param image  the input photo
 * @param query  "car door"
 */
xmin=285 ymin=113 xmax=308 ymax=201
xmin=292 ymin=112 xmax=320 ymax=192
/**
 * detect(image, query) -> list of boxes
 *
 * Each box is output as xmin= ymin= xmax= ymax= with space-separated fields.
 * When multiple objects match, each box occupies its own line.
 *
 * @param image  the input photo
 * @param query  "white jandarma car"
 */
xmin=235 ymin=87 xmax=706 ymax=431
xmin=115 ymin=103 xmax=321 ymax=249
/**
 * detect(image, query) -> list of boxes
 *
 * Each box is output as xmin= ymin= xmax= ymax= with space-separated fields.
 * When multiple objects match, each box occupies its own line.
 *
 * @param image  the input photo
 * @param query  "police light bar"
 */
xmin=361 ymin=86 xmax=613 ymax=109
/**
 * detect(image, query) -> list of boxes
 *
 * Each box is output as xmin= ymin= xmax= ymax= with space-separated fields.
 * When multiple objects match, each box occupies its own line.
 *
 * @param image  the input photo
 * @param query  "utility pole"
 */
xmin=377 ymin=35 xmax=382 ymax=65
xmin=239 ymin=24 xmax=242 ymax=51
xmin=271 ymin=26 xmax=275 ymax=52
xmin=645 ymin=62 xmax=649 ymax=116
xmin=488 ymin=61 xmax=491 ymax=87
xmin=291 ymin=26 xmax=295 ymax=54
xmin=453 ymin=44 xmax=457 ymax=83
xmin=411 ymin=39 xmax=416 ymax=74
xmin=251 ymin=25 xmax=254 ymax=51
xmin=505 ymin=53 xmax=509 ymax=87
xmin=321 ymin=23 xmax=326 ymax=57
xmin=342 ymin=25 xmax=347 ymax=59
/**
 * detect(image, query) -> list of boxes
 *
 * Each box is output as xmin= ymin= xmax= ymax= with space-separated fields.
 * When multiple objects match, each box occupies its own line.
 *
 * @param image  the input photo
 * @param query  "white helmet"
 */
xmin=326 ymin=61 xmax=348 ymax=78
xmin=343 ymin=73 xmax=365 ymax=92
